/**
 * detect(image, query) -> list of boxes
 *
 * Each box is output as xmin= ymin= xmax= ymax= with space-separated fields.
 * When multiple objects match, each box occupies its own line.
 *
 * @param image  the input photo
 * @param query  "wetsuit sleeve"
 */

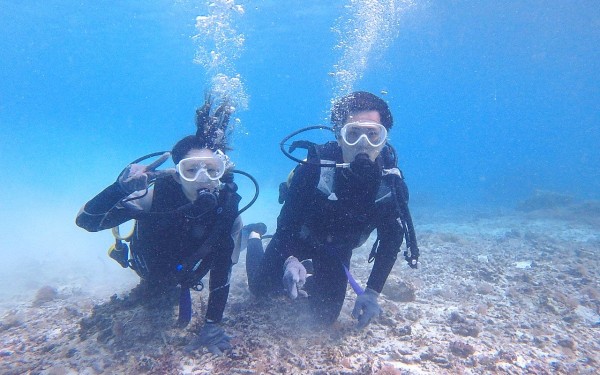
xmin=366 ymin=201 xmax=404 ymax=293
xmin=205 ymin=241 xmax=234 ymax=323
xmin=75 ymin=182 xmax=144 ymax=231
xmin=230 ymin=216 xmax=243 ymax=264
xmin=204 ymin=189 xmax=240 ymax=323
xmin=273 ymin=163 xmax=319 ymax=258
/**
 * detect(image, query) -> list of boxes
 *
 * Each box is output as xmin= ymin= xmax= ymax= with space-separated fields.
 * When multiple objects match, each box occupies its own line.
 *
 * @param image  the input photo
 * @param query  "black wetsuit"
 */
xmin=247 ymin=142 xmax=417 ymax=325
xmin=76 ymin=177 xmax=241 ymax=323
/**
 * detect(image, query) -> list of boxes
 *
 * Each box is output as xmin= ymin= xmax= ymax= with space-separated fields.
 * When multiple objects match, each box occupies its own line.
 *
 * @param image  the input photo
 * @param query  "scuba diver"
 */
xmin=245 ymin=91 xmax=419 ymax=329
xmin=76 ymin=96 xmax=255 ymax=355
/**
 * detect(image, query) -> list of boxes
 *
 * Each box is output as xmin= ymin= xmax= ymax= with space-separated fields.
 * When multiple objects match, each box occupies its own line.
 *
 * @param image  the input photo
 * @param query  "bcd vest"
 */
xmin=287 ymin=142 xmax=404 ymax=248
xmin=129 ymin=176 xmax=240 ymax=281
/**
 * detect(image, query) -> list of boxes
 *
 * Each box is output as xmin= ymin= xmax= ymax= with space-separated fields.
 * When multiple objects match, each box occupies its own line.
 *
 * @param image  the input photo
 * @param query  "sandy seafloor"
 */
xmin=1 ymin=201 xmax=599 ymax=374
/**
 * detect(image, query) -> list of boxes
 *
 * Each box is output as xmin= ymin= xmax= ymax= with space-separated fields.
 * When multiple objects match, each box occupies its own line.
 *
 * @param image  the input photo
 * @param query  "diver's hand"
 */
xmin=282 ymin=256 xmax=308 ymax=299
xmin=118 ymin=152 xmax=175 ymax=193
xmin=352 ymin=288 xmax=382 ymax=329
xmin=185 ymin=322 xmax=232 ymax=355
xmin=404 ymin=246 xmax=419 ymax=269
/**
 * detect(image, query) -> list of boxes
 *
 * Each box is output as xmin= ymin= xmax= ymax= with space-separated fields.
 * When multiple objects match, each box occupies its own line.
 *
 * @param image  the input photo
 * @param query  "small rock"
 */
xmin=395 ymin=325 xmax=411 ymax=336
xmin=478 ymin=267 xmax=500 ymax=283
xmin=477 ymin=354 xmax=497 ymax=366
xmin=550 ymin=361 xmax=567 ymax=372
xmin=420 ymin=351 xmax=433 ymax=361
xmin=0 ymin=313 xmax=24 ymax=331
xmin=375 ymin=365 xmax=402 ymax=375
xmin=449 ymin=341 xmax=475 ymax=357
xmin=533 ymin=336 xmax=547 ymax=348
xmin=474 ymin=304 xmax=488 ymax=315
xmin=557 ymin=337 xmax=576 ymax=350
xmin=476 ymin=282 xmax=495 ymax=295
xmin=451 ymin=323 xmax=481 ymax=337
xmin=431 ymin=356 xmax=450 ymax=367
xmin=420 ymin=347 xmax=449 ymax=365
xmin=383 ymin=280 xmax=416 ymax=302
xmin=449 ymin=311 xmax=467 ymax=324
xmin=65 ymin=348 xmax=78 ymax=358
xmin=32 ymin=285 xmax=58 ymax=306
xmin=449 ymin=311 xmax=481 ymax=337
xmin=404 ymin=306 xmax=421 ymax=321
xmin=497 ymin=350 xmax=517 ymax=363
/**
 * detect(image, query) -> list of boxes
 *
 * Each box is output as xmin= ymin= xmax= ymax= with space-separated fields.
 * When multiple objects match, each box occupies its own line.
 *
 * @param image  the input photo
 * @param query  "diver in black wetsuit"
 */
xmin=76 ymin=97 xmax=243 ymax=355
xmin=246 ymin=91 xmax=419 ymax=328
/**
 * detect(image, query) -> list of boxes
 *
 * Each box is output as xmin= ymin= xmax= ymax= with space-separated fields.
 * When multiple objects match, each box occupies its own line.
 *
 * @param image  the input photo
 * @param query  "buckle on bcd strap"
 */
xmin=368 ymin=237 xmax=380 ymax=263
xmin=107 ymin=223 xmax=135 ymax=268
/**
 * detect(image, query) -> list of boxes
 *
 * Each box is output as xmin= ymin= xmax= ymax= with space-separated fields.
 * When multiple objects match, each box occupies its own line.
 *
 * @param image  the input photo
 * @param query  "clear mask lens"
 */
xmin=176 ymin=155 xmax=226 ymax=182
xmin=340 ymin=122 xmax=387 ymax=147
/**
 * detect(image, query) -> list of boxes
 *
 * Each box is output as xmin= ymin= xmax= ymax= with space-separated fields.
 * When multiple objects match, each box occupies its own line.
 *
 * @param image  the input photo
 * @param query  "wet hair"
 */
xmin=331 ymin=91 xmax=393 ymax=130
xmin=195 ymin=98 xmax=232 ymax=151
xmin=171 ymin=135 xmax=210 ymax=164
xmin=171 ymin=99 xmax=234 ymax=164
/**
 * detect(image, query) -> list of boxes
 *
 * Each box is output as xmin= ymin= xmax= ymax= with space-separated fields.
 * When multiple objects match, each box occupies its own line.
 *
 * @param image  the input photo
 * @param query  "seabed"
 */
xmin=2 ymin=203 xmax=599 ymax=374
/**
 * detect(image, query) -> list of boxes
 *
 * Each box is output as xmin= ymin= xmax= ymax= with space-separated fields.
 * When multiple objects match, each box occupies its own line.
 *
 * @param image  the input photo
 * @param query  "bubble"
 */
xmin=210 ymin=73 xmax=249 ymax=111
xmin=330 ymin=0 xmax=416 ymax=99
xmin=192 ymin=0 xmax=248 ymax=112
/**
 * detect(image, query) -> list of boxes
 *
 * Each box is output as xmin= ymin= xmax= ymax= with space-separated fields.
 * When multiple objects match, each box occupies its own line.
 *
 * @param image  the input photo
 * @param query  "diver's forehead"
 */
xmin=184 ymin=148 xmax=214 ymax=159
xmin=346 ymin=110 xmax=381 ymax=124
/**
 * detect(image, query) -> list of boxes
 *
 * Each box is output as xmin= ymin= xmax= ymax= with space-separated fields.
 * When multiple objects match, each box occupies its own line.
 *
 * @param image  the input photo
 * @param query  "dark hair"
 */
xmin=171 ymin=135 xmax=210 ymax=164
xmin=331 ymin=91 xmax=393 ymax=130
xmin=171 ymin=100 xmax=234 ymax=164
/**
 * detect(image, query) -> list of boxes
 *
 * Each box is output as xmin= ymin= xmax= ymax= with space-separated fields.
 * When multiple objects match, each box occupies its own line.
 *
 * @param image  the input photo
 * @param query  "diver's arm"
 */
xmin=229 ymin=216 xmax=243 ymax=264
xmin=366 ymin=212 xmax=404 ymax=293
xmin=205 ymin=188 xmax=239 ymax=322
xmin=274 ymin=163 xmax=318 ymax=257
xmin=75 ymin=182 xmax=150 ymax=232
xmin=205 ymin=246 xmax=234 ymax=323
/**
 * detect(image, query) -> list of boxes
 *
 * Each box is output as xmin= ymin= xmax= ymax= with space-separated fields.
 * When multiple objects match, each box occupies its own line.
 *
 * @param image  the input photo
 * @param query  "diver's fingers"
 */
xmin=149 ymin=168 xmax=176 ymax=180
xmin=145 ymin=152 xmax=171 ymax=171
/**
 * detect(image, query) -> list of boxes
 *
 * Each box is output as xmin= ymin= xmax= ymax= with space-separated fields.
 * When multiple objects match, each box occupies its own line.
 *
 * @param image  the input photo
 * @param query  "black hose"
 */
xmin=120 ymin=151 xmax=260 ymax=216
xmin=232 ymin=169 xmax=259 ymax=215
xmin=129 ymin=151 xmax=170 ymax=165
xmin=279 ymin=125 xmax=346 ymax=167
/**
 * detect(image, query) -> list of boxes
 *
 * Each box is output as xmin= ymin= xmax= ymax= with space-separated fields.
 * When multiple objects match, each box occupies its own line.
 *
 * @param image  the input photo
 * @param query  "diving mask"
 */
xmin=176 ymin=150 xmax=231 ymax=182
xmin=339 ymin=121 xmax=387 ymax=148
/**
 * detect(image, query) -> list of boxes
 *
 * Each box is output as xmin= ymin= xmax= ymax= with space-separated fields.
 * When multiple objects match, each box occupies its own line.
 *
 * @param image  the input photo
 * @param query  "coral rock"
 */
xmin=32 ymin=286 xmax=58 ymax=307
xmin=383 ymin=280 xmax=416 ymax=302
xmin=449 ymin=341 xmax=475 ymax=357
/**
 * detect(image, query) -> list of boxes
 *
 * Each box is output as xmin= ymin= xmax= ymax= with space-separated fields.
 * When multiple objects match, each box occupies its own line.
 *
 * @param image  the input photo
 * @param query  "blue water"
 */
xmin=0 ymin=1 xmax=599 ymax=302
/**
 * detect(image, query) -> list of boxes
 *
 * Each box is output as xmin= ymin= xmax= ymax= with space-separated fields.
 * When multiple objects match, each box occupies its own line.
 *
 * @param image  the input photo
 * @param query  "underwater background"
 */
xmin=0 ymin=0 xmax=598 ymax=340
